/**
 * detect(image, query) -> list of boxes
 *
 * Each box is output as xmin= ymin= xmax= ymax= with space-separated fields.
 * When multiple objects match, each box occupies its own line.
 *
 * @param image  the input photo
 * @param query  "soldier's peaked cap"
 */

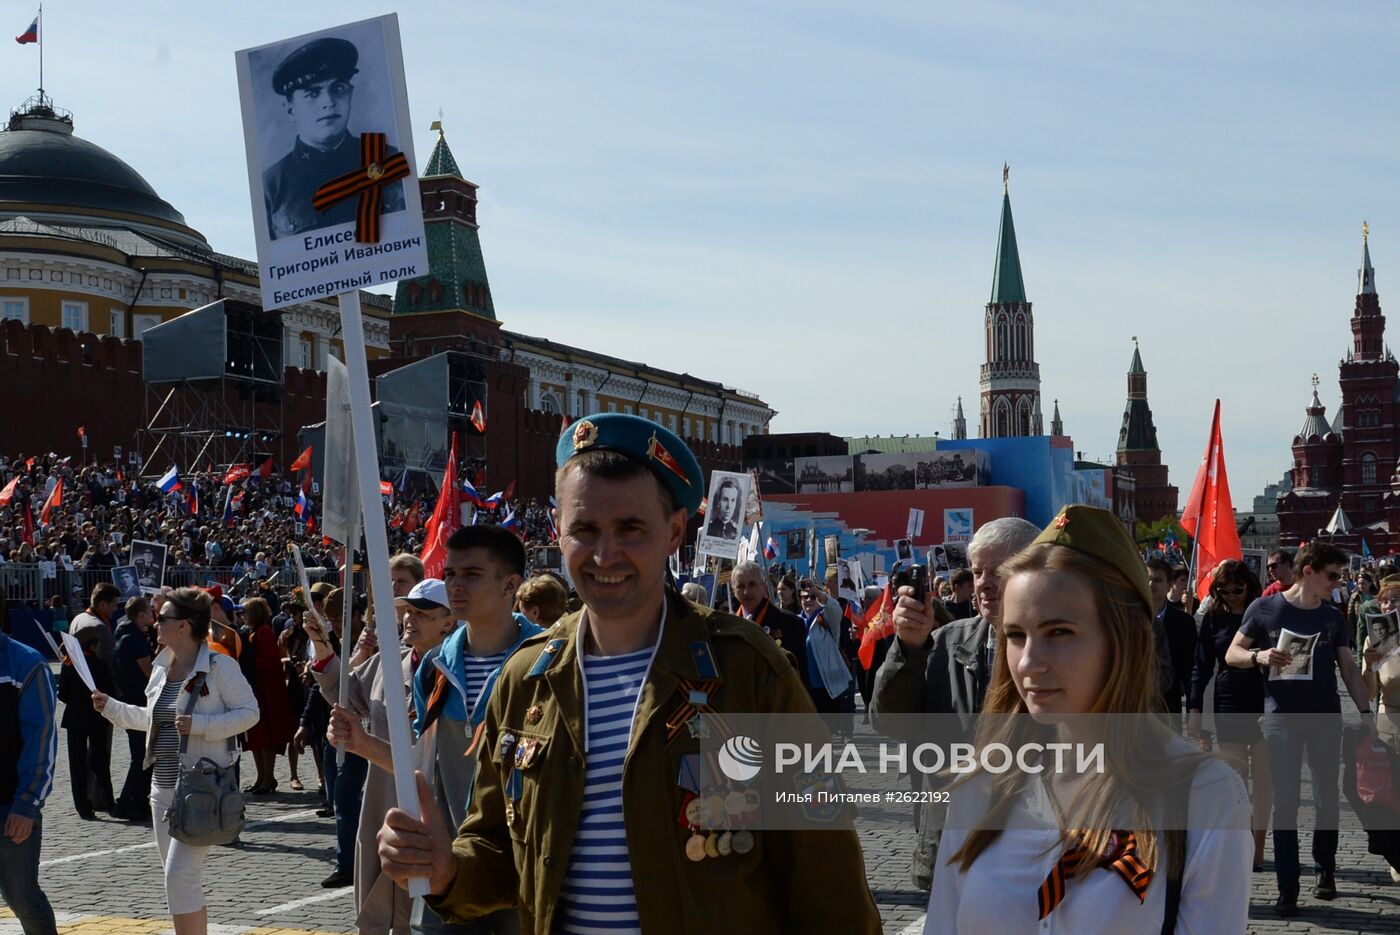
xmin=272 ymin=37 xmax=358 ymax=97
xmin=556 ymin=413 xmax=705 ymax=516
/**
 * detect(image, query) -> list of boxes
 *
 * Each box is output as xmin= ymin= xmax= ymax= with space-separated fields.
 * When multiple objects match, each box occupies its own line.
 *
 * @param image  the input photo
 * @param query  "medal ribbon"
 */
xmin=1036 ymin=830 xmax=1151 ymax=919
xmin=665 ymin=677 xmax=728 ymax=742
xmin=311 ymin=132 xmax=411 ymax=244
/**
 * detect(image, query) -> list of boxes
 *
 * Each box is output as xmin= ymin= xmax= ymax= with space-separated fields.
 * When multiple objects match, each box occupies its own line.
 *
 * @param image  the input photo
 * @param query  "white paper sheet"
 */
xmin=60 ymin=632 xmax=96 ymax=692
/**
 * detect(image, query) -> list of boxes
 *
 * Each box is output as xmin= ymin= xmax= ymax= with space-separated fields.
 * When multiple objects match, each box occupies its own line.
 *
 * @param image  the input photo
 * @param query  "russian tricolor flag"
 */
xmin=547 ymin=496 xmax=558 ymax=541
xmin=482 ymin=490 xmax=503 ymax=510
xmin=501 ymin=507 xmax=522 ymax=538
xmin=158 ymin=466 xmax=182 ymax=494
xmin=295 ymin=488 xmax=309 ymax=519
xmin=15 ymin=16 xmax=37 ymax=45
xmin=763 ymin=535 xmax=779 ymax=561
xmin=460 ymin=478 xmax=483 ymax=507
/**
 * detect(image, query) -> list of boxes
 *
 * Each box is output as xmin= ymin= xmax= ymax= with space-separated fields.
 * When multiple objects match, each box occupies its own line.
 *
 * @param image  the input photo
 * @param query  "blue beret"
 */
xmin=555 ymin=413 xmax=705 ymax=516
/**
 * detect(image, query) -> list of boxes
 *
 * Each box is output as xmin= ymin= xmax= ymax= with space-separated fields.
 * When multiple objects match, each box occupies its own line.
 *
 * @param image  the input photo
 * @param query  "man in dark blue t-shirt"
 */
xmin=1228 ymin=542 xmax=1372 ymax=916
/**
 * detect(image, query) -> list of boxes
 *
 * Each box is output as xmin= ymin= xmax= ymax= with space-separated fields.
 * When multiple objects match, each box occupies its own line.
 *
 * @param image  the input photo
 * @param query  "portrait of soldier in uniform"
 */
xmin=705 ymin=477 xmax=743 ymax=541
xmin=111 ymin=565 xmax=142 ymax=601
xmin=129 ymin=540 xmax=167 ymax=593
xmin=260 ymin=35 xmax=405 ymax=240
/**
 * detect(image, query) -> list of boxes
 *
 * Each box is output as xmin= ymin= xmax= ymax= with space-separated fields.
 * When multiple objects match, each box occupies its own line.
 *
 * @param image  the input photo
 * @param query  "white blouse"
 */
xmin=926 ymin=756 xmax=1252 ymax=934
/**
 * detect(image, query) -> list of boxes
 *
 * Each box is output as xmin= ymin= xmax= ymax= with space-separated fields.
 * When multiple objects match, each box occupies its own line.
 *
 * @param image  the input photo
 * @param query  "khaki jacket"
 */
xmin=428 ymin=590 xmax=881 ymax=934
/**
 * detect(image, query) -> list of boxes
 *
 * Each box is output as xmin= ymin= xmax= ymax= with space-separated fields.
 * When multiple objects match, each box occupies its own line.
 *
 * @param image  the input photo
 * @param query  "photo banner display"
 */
xmin=235 ymin=14 xmax=429 ymax=310
xmin=792 ymin=450 xmax=990 ymax=495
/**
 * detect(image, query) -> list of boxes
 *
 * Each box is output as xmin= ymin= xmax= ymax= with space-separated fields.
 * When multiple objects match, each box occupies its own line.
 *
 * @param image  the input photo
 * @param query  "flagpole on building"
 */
xmin=37 ymin=4 xmax=42 ymax=103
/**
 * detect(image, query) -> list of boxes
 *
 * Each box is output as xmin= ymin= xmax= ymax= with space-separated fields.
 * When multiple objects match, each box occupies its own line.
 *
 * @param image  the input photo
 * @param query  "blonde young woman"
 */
xmin=926 ymin=506 xmax=1252 ymax=933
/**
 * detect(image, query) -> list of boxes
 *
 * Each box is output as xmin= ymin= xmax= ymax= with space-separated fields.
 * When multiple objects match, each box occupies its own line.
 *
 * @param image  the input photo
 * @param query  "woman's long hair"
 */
xmin=1207 ymin=559 xmax=1261 ymax=618
xmin=949 ymin=543 xmax=1205 ymax=879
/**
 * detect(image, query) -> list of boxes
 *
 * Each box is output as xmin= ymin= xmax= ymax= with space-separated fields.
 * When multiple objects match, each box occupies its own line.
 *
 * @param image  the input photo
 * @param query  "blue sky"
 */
xmin=5 ymin=1 xmax=1397 ymax=508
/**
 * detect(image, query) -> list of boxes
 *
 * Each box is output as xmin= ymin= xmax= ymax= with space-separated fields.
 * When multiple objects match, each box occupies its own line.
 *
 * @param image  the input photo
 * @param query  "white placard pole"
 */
xmin=337 ymin=290 xmax=428 ymax=899
xmin=336 ymin=508 xmax=358 ymax=767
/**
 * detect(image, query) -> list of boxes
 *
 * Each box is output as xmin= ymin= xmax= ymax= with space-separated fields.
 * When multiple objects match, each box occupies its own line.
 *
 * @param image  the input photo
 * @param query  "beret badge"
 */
xmin=572 ymin=420 xmax=599 ymax=451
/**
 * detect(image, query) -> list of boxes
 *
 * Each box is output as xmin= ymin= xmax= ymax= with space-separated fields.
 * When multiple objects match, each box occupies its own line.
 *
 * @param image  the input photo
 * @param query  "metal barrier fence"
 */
xmin=0 ymin=561 xmax=344 ymax=610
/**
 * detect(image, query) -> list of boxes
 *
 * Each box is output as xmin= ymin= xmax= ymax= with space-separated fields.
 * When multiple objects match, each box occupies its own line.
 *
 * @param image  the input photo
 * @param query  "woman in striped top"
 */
xmin=93 ymin=587 xmax=259 ymax=935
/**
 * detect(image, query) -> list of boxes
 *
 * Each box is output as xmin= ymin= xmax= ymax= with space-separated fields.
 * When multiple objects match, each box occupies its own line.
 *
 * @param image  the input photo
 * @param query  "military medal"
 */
xmin=525 ymin=705 xmax=543 ymax=725
xmin=685 ymin=833 xmax=708 ymax=862
xmin=704 ymin=832 xmax=721 ymax=859
xmin=717 ymin=831 xmax=733 ymax=856
xmin=684 ymin=797 xmax=710 ymax=828
xmin=724 ymin=791 xmax=746 ymax=816
xmin=731 ymin=830 xmax=754 ymax=854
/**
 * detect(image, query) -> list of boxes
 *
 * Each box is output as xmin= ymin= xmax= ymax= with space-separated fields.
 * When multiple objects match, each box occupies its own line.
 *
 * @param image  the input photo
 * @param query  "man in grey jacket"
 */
xmin=869 ymin=516 xmax=1039 ymax=890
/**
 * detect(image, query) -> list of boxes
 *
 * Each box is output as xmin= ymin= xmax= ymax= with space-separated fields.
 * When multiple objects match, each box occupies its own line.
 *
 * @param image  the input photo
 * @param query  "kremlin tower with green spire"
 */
xmin=979 ymin=166 xmax=1043 ymax=437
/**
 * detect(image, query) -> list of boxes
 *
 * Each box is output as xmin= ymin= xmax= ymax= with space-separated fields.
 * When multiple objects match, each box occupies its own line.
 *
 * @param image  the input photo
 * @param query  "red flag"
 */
xmin=470 ymin=400 xmax=487 ymax=434
xmin=76 ymin=425 xmax=85 ymax=439
xmin=1180 ymin=400 xmax=1243 ymax=600
xmin=289 ymin=446 xmax=313 ymax=472
xmin=255 ymin=457 xmax=274 ymax=479
xmin=474 ymin=467 xmax=486 ymax=487
xmin=0 ymin=475 xmax=17 ymax=506
xmin=223 ymin=464 xmax=252 ymax=485
xmin=419 ymin=436 xmax=461 ymax=578
xmin=21 ymin=501 xmax=33 ymax=545
xmin=403 ymin=501 xmax=422 ymax=534
xmin=380 ymin=480 xmax=393 ymax=497
xmin=23 ymin=456 xmax=35 ymax=471
xmin=39 ymin=477 xmax=62 ymax=525
xmin=503 ymin=480 xmax=516 ymax=501
xmin=857 ymin=584 xmax=896 ymax=670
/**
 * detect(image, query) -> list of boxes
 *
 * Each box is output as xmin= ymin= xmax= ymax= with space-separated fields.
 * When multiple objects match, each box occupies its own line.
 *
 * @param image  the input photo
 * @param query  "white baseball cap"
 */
xmin=399 ymin=578 xmax=449 ymax=612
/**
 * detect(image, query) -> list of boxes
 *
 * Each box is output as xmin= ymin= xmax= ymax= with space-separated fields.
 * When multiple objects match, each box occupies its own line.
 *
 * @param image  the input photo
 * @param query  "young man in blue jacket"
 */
xmin=409 ymin=524 xmax=543 ymax=934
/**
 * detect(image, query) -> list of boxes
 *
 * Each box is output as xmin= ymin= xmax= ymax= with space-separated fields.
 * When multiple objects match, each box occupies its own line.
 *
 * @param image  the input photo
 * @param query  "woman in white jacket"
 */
xmin=92 ymin=587 xmax=259 ymax=935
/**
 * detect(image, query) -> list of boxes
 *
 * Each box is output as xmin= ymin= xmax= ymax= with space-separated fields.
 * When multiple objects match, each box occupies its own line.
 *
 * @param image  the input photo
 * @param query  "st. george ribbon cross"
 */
xmin=311 ymin=132 xmax=411 ymax=243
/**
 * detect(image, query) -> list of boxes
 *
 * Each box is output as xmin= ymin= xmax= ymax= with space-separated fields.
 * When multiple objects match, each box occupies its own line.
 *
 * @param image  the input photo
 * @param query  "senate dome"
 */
xmin=0 ymin=97 xmax=207 ymax=249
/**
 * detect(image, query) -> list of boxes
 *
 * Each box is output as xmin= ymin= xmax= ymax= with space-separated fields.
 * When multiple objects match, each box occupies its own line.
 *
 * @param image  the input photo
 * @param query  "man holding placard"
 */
xmin=378 ymin=413 xmax=879 ymax=932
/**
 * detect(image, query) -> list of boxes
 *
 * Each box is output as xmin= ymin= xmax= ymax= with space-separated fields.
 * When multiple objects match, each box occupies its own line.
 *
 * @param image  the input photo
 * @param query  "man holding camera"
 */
xmin=869 ymin=516 xmax=1039 ymax=890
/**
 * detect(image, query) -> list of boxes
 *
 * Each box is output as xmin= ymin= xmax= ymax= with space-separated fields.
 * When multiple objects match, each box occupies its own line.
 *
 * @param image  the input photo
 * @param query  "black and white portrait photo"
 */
xmin=236 ymin=14 xmax=428 ymax=310
xmin=129 ymin=539 xmax=168 ymax=595
xmin=697 ymin=471 xmax=751 ymax=561
xmin=110 ymin=565 xmax=142 ymax=601
xmin=248 ymin=28 xmax=405 ymax=242
xmin=895 ymin=538 xmax=913 ymax=564
xmin=786 ymin=529 xmax=807 ymax=560
xmin=1270 ymin=628 xmax=1319 ymax=681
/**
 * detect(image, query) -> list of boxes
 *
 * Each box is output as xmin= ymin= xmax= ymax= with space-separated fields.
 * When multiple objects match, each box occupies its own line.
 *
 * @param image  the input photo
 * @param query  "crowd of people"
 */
xmin=0 ymin=453 xmax=556 ymax=611
xmin=0 ymin=417 xmax=1397 ymax=934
